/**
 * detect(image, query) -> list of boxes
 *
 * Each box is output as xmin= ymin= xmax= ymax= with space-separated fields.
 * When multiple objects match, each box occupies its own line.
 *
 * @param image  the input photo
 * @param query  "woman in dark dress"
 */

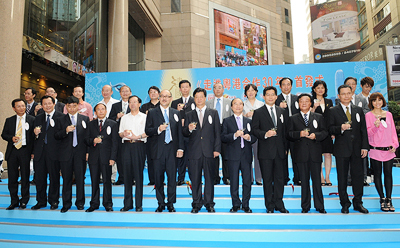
xmin=311 ymin=80 xmax=333 ymax=186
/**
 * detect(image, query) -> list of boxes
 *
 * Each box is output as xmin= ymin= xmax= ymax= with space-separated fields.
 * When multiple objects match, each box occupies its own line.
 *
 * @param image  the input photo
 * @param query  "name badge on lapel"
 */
xmin=208 ymin=115 xmax=213 ymax=124
xmin=191 ymin=103 xmax=195 ymax=110
xmin=226 ymin=104 xmax=229 ymax=112
xmin=295 ymin=101 xmax=299 ymax=109
xmin=313 ymin=119 xmax=318 ymax=129
xmin=356 ymin=113 xmax=360 ymax=123
xmin=174 ymin=114 xmax=179 ymax=122
xmin=247 ymin=123 xmax=251 ymax=132
xmin=82 ymin=120 xmax=87 ymax=129
xmin=280 ymin=114 xmax=284 ymax=123
xmin=25 ymin=123 xmax=30 ymax=130
xmin=50 ymin=119 xmax=55 ymax=127
xmin=107 ymin=126 xmax=111 ymax=135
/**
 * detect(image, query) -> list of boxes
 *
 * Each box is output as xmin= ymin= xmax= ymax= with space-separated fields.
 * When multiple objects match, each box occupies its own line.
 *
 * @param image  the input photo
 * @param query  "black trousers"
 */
xmin=7 ymin=146 xmax=31 ymax=205
xmin=60 ymin=148 xmax=86 ymax=209
xmin=259 ymin=157 xmax=285 ymax=211
xmin=214 ymin=142 xmax=229 ymax=183
xmin=176 ymin=137 xmax=189 ymax=182
xmin=228 ymin=149 xmax=252 ymax=208
xmin=336 ymin=155 xmax=364 ymax=207
xmin=88 ymin=157 xmax=113 ymax=208
xmin=116 ymin=140 xmax=124 ymax=183
xmin=154 ymin=143 xmax=177 ymax=207
xmin=283 ymin=141 xmax=299 ymax=184
xmin=34 ymin=144 xmax=60 ymax=206
xmin=188 ymin=156 xmax=215 ymax=209
xmin=146 ymin=142 xmax=155 ymax=183
xmin=298 ymin=159 xmax=324 ymax=211
xmin=370 ymin=158 xmax=393 ymax=199
xmin=122 ymin=142 xmax=145 ymax=209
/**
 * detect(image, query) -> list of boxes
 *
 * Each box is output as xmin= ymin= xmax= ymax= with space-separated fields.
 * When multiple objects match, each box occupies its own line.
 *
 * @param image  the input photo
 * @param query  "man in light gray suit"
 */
xmin=206 ymin=82 xmax=233 ymax=185
xmin=335 ymin=77 xmax=369 ymax=114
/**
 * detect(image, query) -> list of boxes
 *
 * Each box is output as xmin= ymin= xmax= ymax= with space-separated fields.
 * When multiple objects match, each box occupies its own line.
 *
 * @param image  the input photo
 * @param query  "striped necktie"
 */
xmin=15 ymin=117 xmax=23 ymax=149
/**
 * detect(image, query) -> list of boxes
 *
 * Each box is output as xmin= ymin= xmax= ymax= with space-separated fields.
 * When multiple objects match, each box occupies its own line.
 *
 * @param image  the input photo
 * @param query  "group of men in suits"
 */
xmin=1 ymin=76 xmax=371 ymax=214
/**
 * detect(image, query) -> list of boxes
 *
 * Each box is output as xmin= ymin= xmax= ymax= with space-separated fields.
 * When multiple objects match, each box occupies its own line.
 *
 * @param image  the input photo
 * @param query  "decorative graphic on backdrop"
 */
xmin=85 ymin=61 xmax=387 ymax=108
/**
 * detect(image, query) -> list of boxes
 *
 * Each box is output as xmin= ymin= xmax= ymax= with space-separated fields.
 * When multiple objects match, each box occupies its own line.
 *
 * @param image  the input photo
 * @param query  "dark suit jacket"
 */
xmin=109 ymin=101 xmax=131 ymax=122
xmin=276 ymin=93 xmax=300 ymax=116
xmin=33 ymin=111 xmax=64 ymax=161
xmin=171 ymin=96 xmax=195 ymax=120
xmin=85 ymin=118 xmax=118 ymax=164
xmin=182 ymin=108 xmax=221 ymax=159
xmin=1 ymin=114 xmax=35 ymax=161
xmin=37 ymin=101 xmax=65 ymax=115
xmin=251 ymin=105 xmax=288 ymax=160
xmin=221 ymin=115 xmax=256 ymax=163
xmin=328 ymin=104 xmax=369 ymax=157
xmin=145 ymin=107 xmax=184 ymax=160
xmin=26 ymin=101 xmax=38 ymax=116
xmin=287 ymin=112 xmax=328 ymax=163
xmin=54 ymin=113 xmax=90 ymax=161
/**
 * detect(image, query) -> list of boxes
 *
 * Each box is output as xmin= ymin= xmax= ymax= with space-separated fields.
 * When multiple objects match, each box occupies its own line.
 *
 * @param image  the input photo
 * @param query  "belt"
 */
xmin=369 ymin=145 xmax=392 ymax=151
xmin=123 ymin=140 xmax=144 ymax=143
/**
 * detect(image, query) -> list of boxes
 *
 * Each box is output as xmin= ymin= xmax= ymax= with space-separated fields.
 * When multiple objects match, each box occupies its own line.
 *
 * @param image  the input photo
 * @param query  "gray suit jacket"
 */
xmin=206 ymin=97 xmax=233 ymax=124
xmin=335 ymin=94 xmax=369 ymax=114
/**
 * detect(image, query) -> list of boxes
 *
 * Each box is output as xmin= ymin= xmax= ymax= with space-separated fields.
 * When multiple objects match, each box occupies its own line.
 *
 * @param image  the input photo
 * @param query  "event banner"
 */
xmin=311 ymin=0 xmax=361 ymax=63
xmin=85 ymin=61 xmax=387 ymax=108
xmin=386 ymin=45 xmax=400 ymax=87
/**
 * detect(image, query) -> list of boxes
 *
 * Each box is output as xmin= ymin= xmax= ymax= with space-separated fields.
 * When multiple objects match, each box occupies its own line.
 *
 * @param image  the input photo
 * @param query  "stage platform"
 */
xmin=1 ymin=167 xmax=400 ymax=247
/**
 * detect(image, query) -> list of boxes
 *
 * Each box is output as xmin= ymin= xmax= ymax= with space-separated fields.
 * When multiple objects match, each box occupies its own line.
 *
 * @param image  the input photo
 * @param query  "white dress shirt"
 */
xmin=119 ymin=112 xmax=147 ymax=143
xmin=96 ymin=97 xmax=119 ymax=118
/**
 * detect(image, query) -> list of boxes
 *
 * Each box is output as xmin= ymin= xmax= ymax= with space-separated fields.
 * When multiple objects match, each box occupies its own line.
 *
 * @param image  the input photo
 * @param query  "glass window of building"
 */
xmin=371 ymin=0 xmax=384 ymax=10
xmin=171 ymin=0 xmax=181 ymax=13
xmin=375 ymin=22 xmax=392 ymax=40
xmin=286 ymin=31 xmax=291 ymax=48
xmin=360 ymin=26 xmax=369 ymax=44
xmin=128 ymin=15 xmax=145 ymax=71
xmin=358 ymin=11 xmax=367 ymax=28
xmin=373 ymin=4 xmax=390 ymax=26
xmin=285 ymin=8 xmax=289 ymax=24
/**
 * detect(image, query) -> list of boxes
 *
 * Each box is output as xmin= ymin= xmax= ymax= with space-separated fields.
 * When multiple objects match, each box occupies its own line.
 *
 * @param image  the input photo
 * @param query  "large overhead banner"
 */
xmin=85 ymin=61 xmax=387 ymax=108
xmin=311 ymin=0 xmax=361 ymax=63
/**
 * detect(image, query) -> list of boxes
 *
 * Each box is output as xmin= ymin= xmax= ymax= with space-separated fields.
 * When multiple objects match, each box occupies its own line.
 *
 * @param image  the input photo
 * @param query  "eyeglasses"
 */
xmin=160 ymin=95 xmax=172 ymax=98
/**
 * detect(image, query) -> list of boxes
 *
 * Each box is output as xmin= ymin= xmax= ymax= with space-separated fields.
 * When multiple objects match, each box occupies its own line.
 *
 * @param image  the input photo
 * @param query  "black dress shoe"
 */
xmin=148 ymin=182 xmax=155 ymax=186
xmin=133 ymin=180 xmax=136 ymax=185
xmin=136 ymin=207 xmax=143 ymax=212
xmin=30 ymin=179 xmax=36 ymax=185
xmin=120 ymin=207 xmax=133 ymax=212
xmin=105 ymin=206 xmax=113 ymax=212
xmin=293 ymin=181 xmax=301 ymax=186
xmin=354 ymin=204 xmax=369 ymax=214
xmin=301 ymin=209 xmax=309 ymax=213
xmin=276 ymin=208 xmax=289 ymax=213
xmin=50 ymin=203 xmax=58 ymax=210
xmin=214 ymin=180 xmax=220 ymax=185
xmin=177 ymin=180 xmax=185 ymax=186
xmin=316 ymin=208 xmax=327 ymax=214
xmin=114 ymin=180 xmax=123 ymax=185
xmin=267 ymin=209 xmax=274 ymax=213
xmin=60 ymin=207 xmax=69 ymax=213
xmin=255 ymin=181 xmax=262 ymax=185
xmin=85 ymin=207 xmax=96 ymax=212
xmin=341 ymin=206 xmax=349 ymax=214
xmin=155 ymin=206 xmax=165 ymax=212
xmin=243 ymin=207 xmax=252 ymax=213
xmin=230 ymin=206 xmax=240 ymax=213
xmin=223 ymin=179 xmax=230 ymax=185
xmin=191 ymin=207 xmax=199 ymax=213
xmin=19 ymin=203 xmax=27 ymax=209
xmin=31 ymin=203 xmax=46 ymax=210
xmin=207 ymin=206 xmax=216 ymax=213
xmin=167 ymin=206 xmax=176 ymax=212
xmin=6 ymin=203 xmax=19 ymax=210
xmin=76 ymin=205 xmax=84 ymax=210
xmin=363 ymin=181 xmax=370 ymax=186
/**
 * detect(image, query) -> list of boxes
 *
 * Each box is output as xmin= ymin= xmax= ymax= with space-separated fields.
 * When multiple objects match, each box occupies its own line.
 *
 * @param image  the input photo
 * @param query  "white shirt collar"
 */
xmin=160 ymin=105 xmax=169 ymax=112
xmin=340 ymin=102 xmax=351 ymax=113
xmin=301 ymin=110 xmax=311 ymax=118
xmin=196 ymin=105 xmax=206 ymax=112
xmin=45 ymin=110 xmax=55 ymax=118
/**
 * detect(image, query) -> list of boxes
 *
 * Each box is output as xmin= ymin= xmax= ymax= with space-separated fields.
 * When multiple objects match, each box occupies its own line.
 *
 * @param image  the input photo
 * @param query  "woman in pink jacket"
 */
xmin=366 ymin=93 xmax=398 ymax=212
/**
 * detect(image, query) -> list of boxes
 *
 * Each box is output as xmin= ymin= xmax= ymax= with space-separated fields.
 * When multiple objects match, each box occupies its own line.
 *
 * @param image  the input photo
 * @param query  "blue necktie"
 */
xmin=71 ymin=115 xmax=78 ymax=147
xmin=44 ymin=114 xmax=50 ymax=144
xmin=164 ymin=109 xmax=171 ymax=144
xmin=216 ymin=98 xmax=221 ymax=120
xmin=304 ymin=113 xmax=309 ymax=126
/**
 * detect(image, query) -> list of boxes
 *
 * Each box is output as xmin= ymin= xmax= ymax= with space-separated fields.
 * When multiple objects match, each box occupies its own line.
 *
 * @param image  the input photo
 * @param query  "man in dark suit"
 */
xmin=1 ymin=99 xmax=35 ymax=210
xmin=329 ymin=85 xmax=369 ymax=214
xmin=145 ymin=89 xmax=184 ymax=212
xmin=171 ymin=80 xmax=195 ymax=185
xmin=252 ymin=86 xmax=289 ymax=213
xmin=55 ymin=96 xmax=90 ymax=213
xmin=275 ymin=77 xmax=300 ymax=185
xmin=31 ymin=96 xmax=64 ymax=210
xmin=221 ymin=98 xmax=256 ymax=213
xmin=24 ymin=87 xmax=38 ymax=116
xmin=36 ymin=87 xmax=65 ymax=114
xmin=287 ymin=94 xmax=327 ymax=213
xmin=109 ymin=85 xmax=131 ymax=185
xmin=183 ymin=87 xmax=221 ymax=213
xmin=85 ymin=103 xmax=118 ymax=212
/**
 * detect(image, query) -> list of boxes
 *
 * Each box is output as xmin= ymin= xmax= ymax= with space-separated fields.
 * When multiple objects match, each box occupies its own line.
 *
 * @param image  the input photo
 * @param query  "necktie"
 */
xmin=199 ymin=109 xmax=203 ymax=128
xmin=216 ymin=98 xmax=221 ymax=120
xmin=71 ymin=115 xmax=78 ymax=147
xmin=304 ymin=113 xmax=309 ymax=126
xmin=99 ymin=120 xmax=103 ymax=132
xmin=286 ymin=95 xmax=291 ymax=116
xmin=26 ymin=104 xmax=31 ymax=114
xmin=346 ymin=107 xmax=351 ymax=122
xmin=122 ymin=102 xmax=127 ymax=114
xmin=164 ymin=109 xmax=171 ymax=144
xmin=236 ymin=117 xmax=244 ymax=148
xmin=184 ymin=98 xmax=187 ymax=106
xmin=270 ymin=107 xmax=276 ymax=127
xmin=45 ymin=114 xmax=50 ymax=144
xmin=15 ymin=117 xmax=23 ymax=149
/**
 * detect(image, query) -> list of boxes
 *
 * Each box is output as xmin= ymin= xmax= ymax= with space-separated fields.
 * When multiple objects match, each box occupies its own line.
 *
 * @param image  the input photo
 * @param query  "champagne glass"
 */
xmin=270 ymin=127 xmax=278 ymax=136
xmin=97 ymin=135 xmax=104 ymax=144
xmin=303 ymin=128 xmax=310 ymax=136
xmin=191 ymin=122 xmax=197 ymax=131
xmin=345 ymin=120 xmax=352 ymax=130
